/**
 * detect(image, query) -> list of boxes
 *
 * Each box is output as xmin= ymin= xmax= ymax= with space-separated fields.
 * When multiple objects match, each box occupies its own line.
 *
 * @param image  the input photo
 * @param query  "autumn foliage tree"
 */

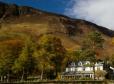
xmin=12 ymin=37 xmax=35 ymax=81
xmin=0 ymin=39 xmax=23 ymax=82
xmin=36 ymin=35 xmax=66 ymax=79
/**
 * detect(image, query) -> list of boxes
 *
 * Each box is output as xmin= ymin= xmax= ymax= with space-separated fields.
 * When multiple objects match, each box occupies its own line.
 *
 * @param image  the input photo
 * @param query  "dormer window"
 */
xmin=85 ymin=61 xmax=90 ymax=65
xmin=78 ymin=61 xmax=82 ymax=66
xmin=71 ymin=62 xmax=75 ymax=67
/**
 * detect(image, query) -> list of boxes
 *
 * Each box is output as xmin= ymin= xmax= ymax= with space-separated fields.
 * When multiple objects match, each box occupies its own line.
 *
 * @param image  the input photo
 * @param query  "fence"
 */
xmin=0 ymin=80 xmax=107 ymax=84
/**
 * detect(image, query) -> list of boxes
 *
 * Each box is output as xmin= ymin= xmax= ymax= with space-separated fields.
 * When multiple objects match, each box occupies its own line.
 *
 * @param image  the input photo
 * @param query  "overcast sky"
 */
xmin=65 ymin=0 xmax=114 ymax=30
xmin=0 ymin=0 xmax=114 ymax=30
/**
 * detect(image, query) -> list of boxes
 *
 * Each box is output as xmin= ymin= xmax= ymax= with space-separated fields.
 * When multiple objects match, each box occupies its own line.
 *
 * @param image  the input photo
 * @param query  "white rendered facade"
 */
xmin=61 ymin=61 xmax=104 ymax=79
xmin=65 ymin=61 xmax=103 ymax=72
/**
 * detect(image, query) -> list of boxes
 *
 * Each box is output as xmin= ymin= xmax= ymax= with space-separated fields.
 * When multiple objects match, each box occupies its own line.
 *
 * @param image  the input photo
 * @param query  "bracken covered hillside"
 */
xmin=0 ymin=1 xmax=114 ymax=59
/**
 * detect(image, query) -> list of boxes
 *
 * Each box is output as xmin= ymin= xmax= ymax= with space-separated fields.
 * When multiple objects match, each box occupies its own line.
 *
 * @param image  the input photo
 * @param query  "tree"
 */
xmin=33 ymin=50 xmax=54 ymax=80
xmin=0 ymin=45 xmax=14 ymax=82
xmin=63 ymin=50 xmax=82 ymax=66
xmin=12 ymin=37 xmax=35 ymax=81
xmin=0 ymin=38 xmax=23 ymax=82
xmin=68 ymin=50 xmax=82 ymax=61
xmin=109 ymin=54 xmax=114 ymax=67
xmin=81 ymin=32 xmax=104 ymax=62
xmin=82 ymin=31 xmax=104 ymax=50
xmin=38 ymin=35 xmax=66 ymax=79
xmin=81 ymin=31 xmax=104 ymax=80
xmin=95 ymin=69 xmax=107 ymax=80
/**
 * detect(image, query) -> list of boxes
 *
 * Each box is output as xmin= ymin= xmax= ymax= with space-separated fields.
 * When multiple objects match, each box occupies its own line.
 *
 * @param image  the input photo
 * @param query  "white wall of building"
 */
xmin=65 ymin=62 xmax=104 ymax=72
xmin=77 ymin=67 xmax=83 ymax=71
xmin=85 ymin=67 xmax=93 ymax=71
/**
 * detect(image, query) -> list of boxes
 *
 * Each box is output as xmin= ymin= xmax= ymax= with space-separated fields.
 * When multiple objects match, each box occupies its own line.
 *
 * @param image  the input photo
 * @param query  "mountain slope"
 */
xmin=0 ymin=1 xmax=114 ymax=58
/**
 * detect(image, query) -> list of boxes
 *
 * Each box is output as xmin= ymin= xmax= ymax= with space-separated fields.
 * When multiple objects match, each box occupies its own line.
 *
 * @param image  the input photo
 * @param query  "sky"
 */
xmin=0 ymin=0 xmax=70 ymax=14
xmin=0 ymin=0 xmax=114 ymax=30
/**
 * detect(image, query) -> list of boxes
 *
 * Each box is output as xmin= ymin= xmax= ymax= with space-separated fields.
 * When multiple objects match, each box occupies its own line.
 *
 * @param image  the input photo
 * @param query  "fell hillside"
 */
xmin=0 ymin=1 xmax=114 ymax=58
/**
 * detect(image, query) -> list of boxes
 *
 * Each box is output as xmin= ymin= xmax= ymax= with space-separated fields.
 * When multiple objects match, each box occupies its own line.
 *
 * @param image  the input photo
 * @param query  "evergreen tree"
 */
xmin=81 ymin=31 xmax=104 ymax=80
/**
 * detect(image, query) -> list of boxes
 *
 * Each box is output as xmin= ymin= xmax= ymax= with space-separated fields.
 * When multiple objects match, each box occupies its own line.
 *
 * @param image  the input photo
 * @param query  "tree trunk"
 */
xmin=1 ymin=76 xmax=3 ymax=82
xmin=93 ymin=62 xmax=95 ymax=80
xmin=0 ymin=23 xmax=1 ymax=29
xmin=21 ymin=68 xmax=24 ymax=81
xmin=7 ymin=73 xmax=10 ymax=82
xmin=40 ymin=69 xmax=44 ymax=80
xmin=93 ymin=42 xmax=96 ymax=80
